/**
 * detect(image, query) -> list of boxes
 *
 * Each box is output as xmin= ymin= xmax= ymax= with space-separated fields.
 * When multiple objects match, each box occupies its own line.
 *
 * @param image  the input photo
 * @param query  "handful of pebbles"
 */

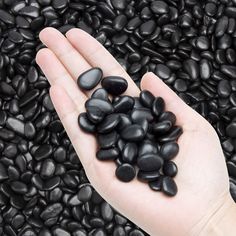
xmin=78 ymin=68 xmax=182 ymax=197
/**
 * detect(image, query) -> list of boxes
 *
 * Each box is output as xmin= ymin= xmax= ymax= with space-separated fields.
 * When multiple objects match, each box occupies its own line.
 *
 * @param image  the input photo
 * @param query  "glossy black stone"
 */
xmin=77 ymin=68 xmax=103 ymax=90
xmin=226 ymin=122 xmax=236 ymax=138
xmin=215 ymin=16 xmax=229 ymax=38
xmin=151 ymin=1 xmax=169 ymax=14
xmin=86 ymin=106 xmax=105 ymax=124
xmin=140 ymin=20 xmax=156 ymax=36
xmin=102 ymin=76 xmax=128 ymax=96
xmin=148 ymin=177 xmax=163 ymax=191
xmin=0 ymin=9 xmax=15 ymax=25
xmin=92 ymin=88 xmax=109 ymax=101
xmin=78 ymin=113 xmax=96 ymax=133
xmin=155 ymin=64 xmax=171 ymax=79
xmin=160 ymin=142 xmax=179 ymax=160
xmin=97 ymin=114 xmax=120 ymax=133
xmin=152 ymin=121 xmax=173 ymax=134
xmin=221 ymin=65 xmax=236 ymax=79
xmin=34 ymin=144 xmax=53 ymax=161
xmin=138 ymin=140 xmax=158 ymax=156
xmin=152 ymin=97 xmax=165 ymax=117
xmin=122 ymin=143 xmax=138 ymax=164
xmin=96 ymin=148 xmax=119 ymax=160
xmin=218 ymin=80 xmax=231 ymax=98
xmin=85 ymin=98 xmax=114 ymax=114
xmin=158 ymin=111 xmax=176 ymax=125
xmin=183 ymin=59 xmax=199 ymax=80
xmin=131 ymin=108 xmax=154 ymax=123
xmin=121 ymin=125 xmax=145 ymax=142
xmin=137 ymin=153 xmax=163 ymax=171
xmin=98 ymin=131 xmax=118 ymax=149
xmin=163 ymin=161 xmax=178 ymax=177
xmin=138 ymin=170 xmax=160 ymax=182
xmin=113 ymin=96 xmax=134 ymax=113
xmin=196 ymin=36 xmax=209 ymax=50
xmin=140 ymin=90 xmax=155 ymax=108
xmin=162 ymin=176 xmax=178 ymax=196
xmin=115 ymin=164 xmax=136 ymax=182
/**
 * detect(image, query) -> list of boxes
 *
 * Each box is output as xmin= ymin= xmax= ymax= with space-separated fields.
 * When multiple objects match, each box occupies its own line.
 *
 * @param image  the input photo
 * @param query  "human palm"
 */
xmin=36 ymin=27 xmax=232 ymax=236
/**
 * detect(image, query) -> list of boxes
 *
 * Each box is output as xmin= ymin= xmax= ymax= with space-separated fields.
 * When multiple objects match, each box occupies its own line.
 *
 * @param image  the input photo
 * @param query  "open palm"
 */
xmin=36 ymin=27 xmax=232 ymax=236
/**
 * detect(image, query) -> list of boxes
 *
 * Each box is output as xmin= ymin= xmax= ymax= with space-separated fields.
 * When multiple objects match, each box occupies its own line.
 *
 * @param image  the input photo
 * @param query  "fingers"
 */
xmin=36 ymin=48 xmax=87 ymax=110
xmin=66 ymin=28 xmax=140 ymax=96
xmin=141 ymin=72 xmax=200 ymax=126
xmin=39 ymin=27 xmax=95 ymax=95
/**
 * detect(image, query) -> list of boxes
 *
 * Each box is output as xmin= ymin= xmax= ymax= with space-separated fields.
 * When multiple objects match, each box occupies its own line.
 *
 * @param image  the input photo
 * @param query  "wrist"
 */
xmin=198 ymin=195 xmax=236 ymax=236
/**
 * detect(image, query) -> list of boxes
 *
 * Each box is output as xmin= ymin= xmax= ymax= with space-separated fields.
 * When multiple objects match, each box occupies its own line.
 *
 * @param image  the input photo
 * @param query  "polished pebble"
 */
xmin=148 ymin=177 xmax=163 ymax=191
xmin=121 ymin=125 xmax=145 ymax=142
xmin=160 ymin=142 xmax=179 ymax=160
xmin=155 ymin=64 xmax=171 ymax=79
xmin=85 ymin=98 xmax=114 ymax=114
xmin=122 ymin=143 xmax=138 ymax=164
xmin=163 ymin=161 xmax=178 ymax=177
xmin=102 ymin=76 xmax=128 ymax=95
xmin=78 ymin=112 xmax=96 ymax=133
xmin=77 ymin=68 xmax=103 ymax=90
xmin=137 ymin=170 xmax=160 ymax=182
xmin=96 ymin=148 xmax=119 ymax=160
xmin=97 ymin=114 xmax=120 ymax=133
xmin=137 ymin=154 xmax=163 ymax=171
xmin=115 ymin=164 xmax=136 ymax=182
xmin=140 ymin=90 xmax=155 ymax=108
xmin=162 ymin=176 xmax=178 ymax=196
xmin=98 ymin=131 xmax=118 ymax=149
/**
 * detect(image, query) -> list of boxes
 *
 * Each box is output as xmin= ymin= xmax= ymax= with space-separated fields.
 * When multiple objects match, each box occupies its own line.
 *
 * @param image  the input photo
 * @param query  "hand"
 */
xmin=36 ymin=27 xmax=234 ymax=236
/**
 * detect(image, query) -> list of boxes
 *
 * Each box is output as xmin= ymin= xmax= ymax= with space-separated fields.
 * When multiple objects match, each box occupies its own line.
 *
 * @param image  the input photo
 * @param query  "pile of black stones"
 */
xmin=77 ymin=67 xmax=182 ymax=197
xmin=1 ymin=0 xmax=236 ymax=235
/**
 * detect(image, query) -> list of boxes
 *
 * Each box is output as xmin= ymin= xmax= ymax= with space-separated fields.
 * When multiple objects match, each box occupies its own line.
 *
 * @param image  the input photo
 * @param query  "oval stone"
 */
xmin=115 ymin=163 xmax=136 ymax=182
xmin=137 ymin=153 xmax=163 ymax=171
xmin=77 ymin=68 xmax=103 ymax=90
xmin=102 ymin=76 xmax=128 ymax=95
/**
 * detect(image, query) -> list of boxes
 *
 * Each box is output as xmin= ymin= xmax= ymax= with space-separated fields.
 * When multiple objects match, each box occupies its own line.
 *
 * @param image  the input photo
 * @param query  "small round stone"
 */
xmin=115 ymin=163 xmax=136 ymax=182
xmin=162 ymin=176 xmax=178 ymax=196
xmin=102 ymin=76 xmax=128 ymax=95
xmin=77 ymin=68 xmax=103 ymax=90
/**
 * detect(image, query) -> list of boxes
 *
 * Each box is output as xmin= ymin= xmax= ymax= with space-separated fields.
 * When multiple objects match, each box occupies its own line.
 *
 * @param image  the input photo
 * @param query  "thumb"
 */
xmin=141 ymin=72 xmax=201 ymax=126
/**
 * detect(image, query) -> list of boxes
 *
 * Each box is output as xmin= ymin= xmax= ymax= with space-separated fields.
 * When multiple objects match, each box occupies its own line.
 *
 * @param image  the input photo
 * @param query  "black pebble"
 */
xmin=152 ymin=97 xmax=165 ymax=117
xmin=139 ymin=90 xmax=155 ymax=108
xmin=151 ymin=1 xmax=169 ymax=14
xmin=155 ymin=64 xmax=171 ymax=79
xmin=162 ymin=176 xmax=178 ymax=196
xmin=86 ymin=106 xmax=105 ymax=124
xmin=221 ymin=65 xmax=236 ymax=79
xmin=92 ymin=88 xmax=109 ymax=101
xmin=115 ymin=164 xmax=136 ymax=182
xmin=121 ymin=125 xmax=145 ymax=142
xmin=163 ymin=161 xmax=178 ymax=177
xmin=98 ymin=131 xmax=118 ymax=149
xmin=85 ymin=98 xmax=114 ymax=114
xmin=102 ymin=76 xmax=128 ymax=96
xmin=148 ymin=177 xmax=163 ymax=191
xmin=122 ymin=143 xmax=138 ymax=164
xmin=137 ymin=170 xmax=160 ymax=182
xmin=160 ymin=142 xmax=179 ymax=160
xmin=113 ymin=96 xmax=134 ymax=113
xmin=97 ymin=114 xmax=120 ymax=133
xmin=77 ymin=68 xmax=103 ymax=91
xmin=96 ymin=148 xmax=119 ymax=160
xmin=137 ymin=153 xmax=163 ymax=171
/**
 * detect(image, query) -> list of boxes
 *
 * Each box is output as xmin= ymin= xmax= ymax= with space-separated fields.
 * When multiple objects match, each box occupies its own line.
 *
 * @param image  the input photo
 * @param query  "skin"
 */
xmin=36 ymin=27 xmax=236 ymax=236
